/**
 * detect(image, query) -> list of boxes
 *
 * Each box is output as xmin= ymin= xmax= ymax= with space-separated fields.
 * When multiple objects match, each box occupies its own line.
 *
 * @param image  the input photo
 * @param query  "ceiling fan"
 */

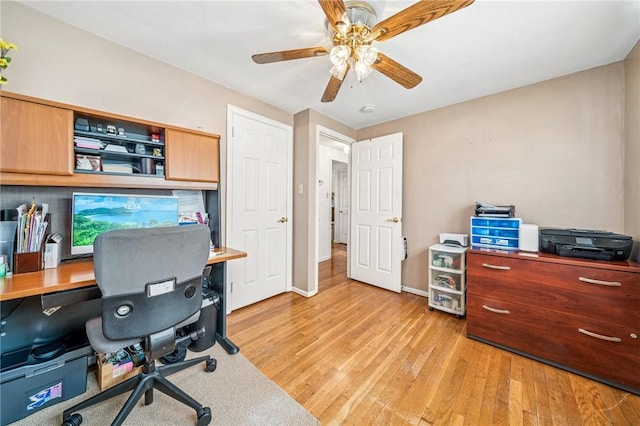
xmin=252 ymin=0 xmax=475 ymax=103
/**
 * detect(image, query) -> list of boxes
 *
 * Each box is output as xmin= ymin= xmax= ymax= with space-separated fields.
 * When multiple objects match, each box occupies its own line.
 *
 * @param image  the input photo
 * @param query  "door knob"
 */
xmin=386 ymin=217 xmax=400 ymax=223
xmin=278 ymin=217 xmax=288 ymax=223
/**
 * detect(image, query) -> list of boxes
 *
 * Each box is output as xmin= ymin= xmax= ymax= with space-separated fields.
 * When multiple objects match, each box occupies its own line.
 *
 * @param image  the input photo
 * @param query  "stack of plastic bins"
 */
xmin=470 ymin=217 xmax=522 ymax=251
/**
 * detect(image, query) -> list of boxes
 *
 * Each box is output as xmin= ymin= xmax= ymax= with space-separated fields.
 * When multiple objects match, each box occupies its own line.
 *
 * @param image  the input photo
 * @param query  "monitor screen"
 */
xmin=71 ymin=192 xmax=180 ymax=255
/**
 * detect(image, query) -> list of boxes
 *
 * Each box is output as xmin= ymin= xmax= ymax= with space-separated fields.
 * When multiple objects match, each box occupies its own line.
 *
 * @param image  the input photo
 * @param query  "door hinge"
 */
xmin=230 ymin=282 xmax=234 ymax=293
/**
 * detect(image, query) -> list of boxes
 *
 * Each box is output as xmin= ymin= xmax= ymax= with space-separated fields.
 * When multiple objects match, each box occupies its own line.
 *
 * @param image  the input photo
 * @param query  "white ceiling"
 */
xmin=18 ymin=0 xmax=640 ymax=129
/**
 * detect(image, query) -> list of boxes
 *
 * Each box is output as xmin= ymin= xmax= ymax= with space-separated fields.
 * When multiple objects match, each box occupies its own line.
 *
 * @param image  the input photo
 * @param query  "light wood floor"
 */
xmin=227 ymin=244 xmax=640 ymax=425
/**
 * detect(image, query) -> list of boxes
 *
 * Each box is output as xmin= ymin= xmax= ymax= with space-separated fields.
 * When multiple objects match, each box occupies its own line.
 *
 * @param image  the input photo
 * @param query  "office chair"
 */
xmin=62 ymin=225 xmax=216 ymax=426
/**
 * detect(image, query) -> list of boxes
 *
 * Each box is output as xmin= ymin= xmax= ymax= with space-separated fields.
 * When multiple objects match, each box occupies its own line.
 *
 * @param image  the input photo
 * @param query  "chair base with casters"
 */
xmin=61 ymin=330 xmax=217 ymax=426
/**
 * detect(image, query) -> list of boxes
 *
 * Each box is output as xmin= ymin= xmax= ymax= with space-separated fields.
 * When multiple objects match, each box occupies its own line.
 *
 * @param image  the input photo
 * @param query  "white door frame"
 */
xmin=311 ymin=125 xmax=355 ymax=295
xmin=226 ymin=105 xmax=293 ymax=312
xmin=335 ymin=165 xmax=349 ymax=244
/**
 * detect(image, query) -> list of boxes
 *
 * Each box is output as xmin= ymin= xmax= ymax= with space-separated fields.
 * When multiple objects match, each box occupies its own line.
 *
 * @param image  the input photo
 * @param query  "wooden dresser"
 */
xmin=466 ymin=249 xmax=640 ymax=394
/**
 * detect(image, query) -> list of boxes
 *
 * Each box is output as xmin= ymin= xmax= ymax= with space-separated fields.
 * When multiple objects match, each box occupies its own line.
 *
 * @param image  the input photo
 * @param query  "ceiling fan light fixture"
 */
xmin=336 ymin=15 xmax=351 ymax=35
xmin=330 ymin=62 xmax=348 ymax=80
xmin=354 ymin=60 xmax=373 ymax=82
xmin=357 ymin=45 xmax=378 ymax=66
xmin=345 ymin=1 xmax=377 ymax=28
xmin=330 ymin=45 xmax=350 ymax=66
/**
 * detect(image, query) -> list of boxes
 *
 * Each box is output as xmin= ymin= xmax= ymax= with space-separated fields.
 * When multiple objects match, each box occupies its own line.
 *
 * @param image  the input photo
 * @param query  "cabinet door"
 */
xmin=467 ymin=253 xmax=640 ymax=329
xmin=467 ymin=294 xmax=640 ymax=391
xmin=165 ymin=129 xmax=219 ymax=182
xmin=0 ymin=97 xmax=74 ymax=175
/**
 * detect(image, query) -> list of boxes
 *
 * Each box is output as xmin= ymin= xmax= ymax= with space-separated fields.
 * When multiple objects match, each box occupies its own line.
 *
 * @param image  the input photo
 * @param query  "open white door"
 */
xmin=227 ymin=106 xmax=292 ymax=310
xmin=349 ymin=133 xmax=403 ymax=292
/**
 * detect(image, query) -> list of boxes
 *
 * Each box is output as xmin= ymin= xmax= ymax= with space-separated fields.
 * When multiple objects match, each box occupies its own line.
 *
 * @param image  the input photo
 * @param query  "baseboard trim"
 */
xmin=401 ymin=286 xmax=428 ymax=298
xmin=292 ymin=287 xmax=317 ymax=298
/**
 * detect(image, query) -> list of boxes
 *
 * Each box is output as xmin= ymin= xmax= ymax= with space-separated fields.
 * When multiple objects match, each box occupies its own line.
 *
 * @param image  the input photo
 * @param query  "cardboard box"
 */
xmin=97 ymin=353 xmax=143 ymax=391
xmin=44 ymin=233 xmax=63 ymax=269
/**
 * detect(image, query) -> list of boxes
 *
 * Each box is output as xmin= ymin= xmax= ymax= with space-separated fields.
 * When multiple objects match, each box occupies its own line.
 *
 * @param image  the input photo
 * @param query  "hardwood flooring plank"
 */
xmin=227 ymin=243 xmax=640 ymax=425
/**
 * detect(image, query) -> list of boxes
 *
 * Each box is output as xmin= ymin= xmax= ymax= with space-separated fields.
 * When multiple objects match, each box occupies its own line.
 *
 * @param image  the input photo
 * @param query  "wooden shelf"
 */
xmin=0 ymin=91 xmax=221 ymax=188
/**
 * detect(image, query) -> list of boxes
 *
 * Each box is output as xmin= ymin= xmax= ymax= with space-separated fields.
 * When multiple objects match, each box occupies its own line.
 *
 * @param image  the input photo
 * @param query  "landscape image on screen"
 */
xmin=72 ymin=193 xmax=179 ymax=252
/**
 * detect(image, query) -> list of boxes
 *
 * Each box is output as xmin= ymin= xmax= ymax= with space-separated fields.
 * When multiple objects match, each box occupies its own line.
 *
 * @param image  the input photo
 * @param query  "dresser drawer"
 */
xmin=467 ymin=253 xmax=640 ymax=328
xmin=467 ymin=294 xmax=640 ymax=391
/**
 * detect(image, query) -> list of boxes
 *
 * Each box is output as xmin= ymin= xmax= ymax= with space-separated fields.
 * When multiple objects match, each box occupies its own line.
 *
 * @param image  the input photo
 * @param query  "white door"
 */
xmin=349 ymin=133 xmax=403 ymax=292
xmin=337 ymin=169 xmax=349 ymax=244
xmin=227 ymin=106 xmax=292 ymax=310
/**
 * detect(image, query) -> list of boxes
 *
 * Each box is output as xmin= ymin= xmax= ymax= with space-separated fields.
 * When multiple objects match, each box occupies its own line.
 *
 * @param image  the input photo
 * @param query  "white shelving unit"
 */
xmin=428 ymin=244 xmax=467 ymax=318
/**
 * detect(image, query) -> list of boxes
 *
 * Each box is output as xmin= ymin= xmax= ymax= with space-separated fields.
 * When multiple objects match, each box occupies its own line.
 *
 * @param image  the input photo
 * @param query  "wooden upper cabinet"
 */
xmin=0 ymin=97 xmax=74 ymax=175
xmin=165 ymin=128 xmax=219 ymax=183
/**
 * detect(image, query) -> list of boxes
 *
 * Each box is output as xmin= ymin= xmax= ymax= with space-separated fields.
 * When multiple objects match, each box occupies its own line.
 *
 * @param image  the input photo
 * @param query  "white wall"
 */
xmin=358 ymin=63 xmax=626 ymax=291
xmin=1 ymin=2 xmax=293 ymax=249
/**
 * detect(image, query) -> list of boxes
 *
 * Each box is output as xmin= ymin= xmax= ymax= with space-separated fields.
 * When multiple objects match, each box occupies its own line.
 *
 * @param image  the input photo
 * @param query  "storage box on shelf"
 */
xmin=428 ymin=244 xmax=467 ymax=318
xmin=470 ymin=217 xmax=522 ymax=250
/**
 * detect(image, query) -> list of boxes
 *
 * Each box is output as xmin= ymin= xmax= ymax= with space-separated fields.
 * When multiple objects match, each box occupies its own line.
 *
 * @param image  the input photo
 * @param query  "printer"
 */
xmin=539 ymin=228 xmax=633 ymax=261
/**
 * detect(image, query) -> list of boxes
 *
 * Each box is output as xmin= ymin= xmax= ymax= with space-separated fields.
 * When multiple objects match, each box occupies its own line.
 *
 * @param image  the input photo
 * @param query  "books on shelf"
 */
xmin=74 ymin=136 xmax=104 ymax=150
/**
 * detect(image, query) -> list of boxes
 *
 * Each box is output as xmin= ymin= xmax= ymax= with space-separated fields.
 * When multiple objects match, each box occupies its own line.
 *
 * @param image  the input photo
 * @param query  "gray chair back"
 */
xmin=93 ymin=225 xmax=210 ymax=341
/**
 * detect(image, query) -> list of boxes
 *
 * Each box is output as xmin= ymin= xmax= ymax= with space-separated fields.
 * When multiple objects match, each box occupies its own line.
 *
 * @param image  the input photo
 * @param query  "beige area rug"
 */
xmin=12 ymin=344 xmax=319 ymax=426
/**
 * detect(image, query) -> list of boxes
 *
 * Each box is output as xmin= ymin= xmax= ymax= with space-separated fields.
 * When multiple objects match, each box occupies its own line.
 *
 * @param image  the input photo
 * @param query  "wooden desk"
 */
xmin=0 ymin=247 xmax=246 ymax=354
xmin=0 ymin=247 xmax=246 ymax=301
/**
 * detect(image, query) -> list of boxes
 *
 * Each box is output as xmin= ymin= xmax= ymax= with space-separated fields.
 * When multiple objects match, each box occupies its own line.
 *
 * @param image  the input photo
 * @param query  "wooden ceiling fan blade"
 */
xmin=318 ymin=0 xmax=348 ymax=32
xmin=372 ymin=53 xmax=422 ymax=89
xmin=321 ymin=66 xmax=350 ymax=103
xmin=252 ymin=47 xmax=329 ymax=64
xmin=372 ymin=0 xmax=474 ymax=42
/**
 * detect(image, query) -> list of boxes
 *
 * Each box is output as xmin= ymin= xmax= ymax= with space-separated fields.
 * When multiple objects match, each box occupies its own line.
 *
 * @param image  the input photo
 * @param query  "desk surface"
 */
xmin=0 ymin=247 xmax=246 ymax=301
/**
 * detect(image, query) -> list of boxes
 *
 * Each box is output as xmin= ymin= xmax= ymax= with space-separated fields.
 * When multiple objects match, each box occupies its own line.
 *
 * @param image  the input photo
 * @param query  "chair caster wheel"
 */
xmin=456 ymin=315 xmax=463 ymax=319
xmin=197 ymin=406 xmax=212 ymax=426
xmin=429 ymin=307 xmax=435 ymax=311
xmin=62 ymin=413 xmax=82 ymax=426
xmin=205 ymin=359 xmax=217 ymax=372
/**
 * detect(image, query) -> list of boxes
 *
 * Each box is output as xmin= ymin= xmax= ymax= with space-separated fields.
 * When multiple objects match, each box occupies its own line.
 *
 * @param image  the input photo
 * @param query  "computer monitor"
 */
xmin=71 ymin=192 xmax=180 ymax=255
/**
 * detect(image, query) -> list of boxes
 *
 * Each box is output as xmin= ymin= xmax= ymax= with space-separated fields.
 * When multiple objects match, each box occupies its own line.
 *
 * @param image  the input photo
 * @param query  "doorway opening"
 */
xmin=313 ymin=126 xmax=354 ymax=295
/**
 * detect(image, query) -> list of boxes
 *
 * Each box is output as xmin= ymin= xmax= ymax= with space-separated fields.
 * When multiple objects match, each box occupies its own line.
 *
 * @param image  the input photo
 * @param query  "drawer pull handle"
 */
xmin=578 ymin=328 xmax=621 ymax=342
xmin=481 ymin=263 xmax=511 ymax=271
xmin=482 ymin=305 xmax=510 ymax=315
xmin=578 ymin=277 xmax=621 ymax=287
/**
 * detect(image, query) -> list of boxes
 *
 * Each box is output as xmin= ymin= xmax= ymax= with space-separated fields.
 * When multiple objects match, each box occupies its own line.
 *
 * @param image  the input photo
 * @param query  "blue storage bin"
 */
xmin=470 ymin=217 xmax=521 ymax=228
xmin=470 ymin=216 xmax=521 ymax=250
xmin=471 ymin=227 xmax=519 ymax=238
xmin=472 ymin=235 xmax=519 ymax=248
